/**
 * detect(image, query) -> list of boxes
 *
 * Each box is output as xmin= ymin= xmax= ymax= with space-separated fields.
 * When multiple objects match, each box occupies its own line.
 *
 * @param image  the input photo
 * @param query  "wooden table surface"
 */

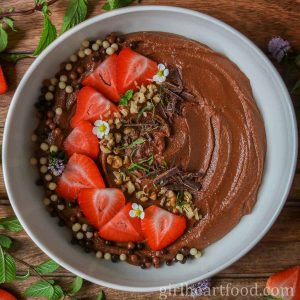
xmin=0 ymin=0 xmax=300 ymax=299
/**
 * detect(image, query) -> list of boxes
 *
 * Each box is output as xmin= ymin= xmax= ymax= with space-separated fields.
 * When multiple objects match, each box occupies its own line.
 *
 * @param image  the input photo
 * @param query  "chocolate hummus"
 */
xmin=32 ymin=32 xmax=266 ymax=268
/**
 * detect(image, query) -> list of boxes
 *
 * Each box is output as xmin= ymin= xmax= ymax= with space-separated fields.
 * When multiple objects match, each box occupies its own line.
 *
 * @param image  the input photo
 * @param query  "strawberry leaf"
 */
xmin=34 ymin=12 xmax=57 ymax=56
xmin=0 ymin=216 xmax=23 ymax=232
xmin=35 ymin=259 xmax=60 ymax=274
xmin=61 ymin=0 xmax=88 ymax=33
xmin=68 ymin=276 xmax=83 ymax=295
xmin=96 ymin=290 xmax=106 ymax=300
xmin=102 ymin=0 xmax=136 ymax=11
xmin=3 ymin=17 xmax=17 ymax=32
xmin=0 ymin=24 xmax=8 ymax=52
xmin=0 ymin=246 xmax=16 ymax=283
xmin=24 ymin=280 xmax=55 ymax=298
xmin=50 ymin=285 xmax=64 ymax=300
xmin=0 ymin=235 xmax=13 ymax=249
xmin=16 ymin=270 xmax=30 ymax=281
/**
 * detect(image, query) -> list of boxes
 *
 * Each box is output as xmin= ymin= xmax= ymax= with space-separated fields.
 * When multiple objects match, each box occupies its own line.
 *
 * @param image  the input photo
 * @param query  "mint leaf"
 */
xmin=0 ymin=235 xmax=13 ymax=249
xmin=120 ymin=137 xmax=145 ymax=150
xmin=16 ymin=270 xmax=30 ymax=280
xmin=50 ymin=285 xmax=64 ymax=300
xmin=34 ymin=13 xmax=57 ymax=56
xmin=0 ymin=216 xmax=23 ymax=232
xmin=35 ymin=259 xmax=60 ymax=274
xmin=68 ymin=276 xmax=83 ymax=295
xmin=102 ymin=0 xmax=136 ymax=11
xmin=61 ymin=0 xmax=88 ymax=33
xmin=0 ymin=24 xmax=8 ymax=52
xmin=119 ymin=89 xmax=133 ymax=106
xmin=3 ymin=17 xmax=17 ymax=32
xmin=96 ymin=290 xmax=106 ymax=300
xmin=24 ymin=280 xmax=55 ymax=298
xmin=0 ymin=53 xmax=29 ymax=62
xmin=0 ymin=246 xmax=16 ymax=283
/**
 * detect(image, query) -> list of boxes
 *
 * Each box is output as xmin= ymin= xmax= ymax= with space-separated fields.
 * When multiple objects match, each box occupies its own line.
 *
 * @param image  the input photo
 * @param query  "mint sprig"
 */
xmin=24 ymin=279 xmax=55 ymax=298
xmin=61 ymin=0 xmax=88 ymax=33
xmin=0 ymin=246 xmax=16 ymax=283
xmin=119 ymin=89 xmax=134 ymax=106
xmin=0 ymin=234 xmax=13 ymax=249
xmin=34 ymin=259 xmax=60 ymax=274
xmin=68 ymin=276 xmax=83 ymax=295
xmin=103 ymin=0 xmax=137 ymax=11
xmin=0 ymin=216 xmax=23 ymax=232
xmin=0 ymin=24 xmax=8 ymax=52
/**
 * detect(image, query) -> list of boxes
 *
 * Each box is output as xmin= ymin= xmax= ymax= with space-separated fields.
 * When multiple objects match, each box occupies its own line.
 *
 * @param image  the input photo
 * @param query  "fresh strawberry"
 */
xmin=266 ymin=266 xmax=300 ymax=300
xmin=70 ymin=86 xmax=118 ymax=128
xmin=82 ymin=54 xmax=120 ymax=102
xmin=63 ymin=121 xmax=100 ymax=159
xmin=117 ymin=48 xmax=157 ymax=94
xmin=78 ymin=188 xmax=126 ymax=228
xmin=0 ymin=65 xmax=8 ymax=94
xmin=0 ymin=289 xmax=17 ymax=300
xmin=141 ymin=205 xmax=186 ymax=250
xmin=56 ymin=153 xmax=105 ymax=201
xmin=99 ymin=203 xmax=144 ymax=242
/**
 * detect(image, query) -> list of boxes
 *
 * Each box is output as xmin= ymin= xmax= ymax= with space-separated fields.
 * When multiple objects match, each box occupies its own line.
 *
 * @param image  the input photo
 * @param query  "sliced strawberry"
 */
xmin=266 ymin=266 xmax=300 ymax=300
xmin=56 ymin=153 xmax=105 ymax=201
xmin=63 ymin=121 xmax=99 ymax=159
xmin=99 ymin=203 xmax=144 ymax=242
xmin=70 ymin=86 xmax=118 ymax=128
xmin=0 ymin=65 xmax=8 ymax=95
xmin=78 ymin=188 xmax=126 ymax=228
xmin=141 ymin=205 xmax=186 ymax=251
xmin=0 ymin=289 xmax=17 ymax=300
xmin=117 ymin=48 xmax=157 ymax=94
xmin=82 ymin=54 xmax=120 ymax=102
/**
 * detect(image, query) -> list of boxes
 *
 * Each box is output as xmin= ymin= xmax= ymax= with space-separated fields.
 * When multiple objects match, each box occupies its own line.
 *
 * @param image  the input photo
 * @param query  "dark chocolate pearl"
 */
xmin=57 ymin=198 xmax=65 ymax=205
xmin=41 ymin=86 xmax=48 ymax=94
xmin=60 ymin=62 xmax=67 ymax=70
xmin=35 ymin=178 xmax=44 ymax=186
xmin=105 ymin=240 xmax=112 ymax=246
xmin=70 ymin=237 xmax=77 ymax=244
xmin=50 ymin=210 xmax=57 ymax=217
xmin=70 ymin=71 xmax=78 ymax=80
xmin=43 ymin=79 xmax=51 ymax=87
xmin=166 ymin=260 xmax=173 ymax=266
xmin=140 ymin=264 xmax=146 ymax=269
xmin=93 ymin=232 xmax=99 ymax=238
xmin=145 ymin=262 xmax=152 ymax=268
xmin=130 ymin=254 xmax=138 ymax=263
xmin=153 ymin=257 xmax=160 ymax=265
xmin=180 ymin=257 xmax=187 ymax=264
xmin=78 ymin=240 xmax=85 ymax=247
xmin=129 ymin=41 xmax=138 ymax=49
xmin=181 ymin=247 xmax=190 ymax=256
xmin=86 ymin=225 xmax=94 ymax=232
xmin=53 ymin=128 xmax=62 ymax=136
xmin=127 ymin=242 xmax=135 ymax=250
xmin=101 ymin=48 xmax=106 ymax=56
xmin=58 ymin=219 xmax=65 ymax=227
xmin=91 ymin=55 xmax=101 ymax=62
xmin=74 ymin=83 xmax=83 ymax=90
xmin=111 ymin=254 xmax=119 ymax=263
xmin=160 ymin=249 xmax=168 ymax=255
xmin=45 ymin=119 xmax=51 ymax=126
xmin=116 ymin=36 xmax=124 ymax=43
xmin=85 ymin=240 xmax=92 ymax=247
xmin=84 ymin=247 xmax=91 ymax=253
xmin=70 ymin=216 xmax=76 ymax=223
xmin=47 ymin=111 xmax=54 ymax=118
xmin=106 ymin=32 xmax=117 ymax=44
xmin=142 ymin=257 xmax=150 ymax=263
xmin=127 ymin=249 xmax=134 ymax=255
xmin=76 ymin=66 xmax=85 ymax=74
xmin=67 ymin=202 xmax=75 ymax=208
xmin=136 ymin=243 xmax=144 ymax=250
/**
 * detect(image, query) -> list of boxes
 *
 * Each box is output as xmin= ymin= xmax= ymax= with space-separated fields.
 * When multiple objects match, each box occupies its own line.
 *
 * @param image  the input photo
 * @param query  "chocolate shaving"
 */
xmin=153 ymin=166 xmax=179 ymax=185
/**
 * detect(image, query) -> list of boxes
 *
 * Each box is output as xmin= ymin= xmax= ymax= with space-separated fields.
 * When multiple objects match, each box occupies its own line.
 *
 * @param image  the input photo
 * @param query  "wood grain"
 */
xmin=0 ymin=0 xmax=300 ymax=299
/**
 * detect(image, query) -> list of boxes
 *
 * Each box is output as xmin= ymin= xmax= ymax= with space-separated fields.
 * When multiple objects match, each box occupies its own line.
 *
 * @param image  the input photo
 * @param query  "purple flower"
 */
xmin=268 ymin=37 xmax=291 ymax=62
xmin=48 ymin=157 xmax=65 ymax=176
xmin=188 ymin=278 xmax=211 ymax=297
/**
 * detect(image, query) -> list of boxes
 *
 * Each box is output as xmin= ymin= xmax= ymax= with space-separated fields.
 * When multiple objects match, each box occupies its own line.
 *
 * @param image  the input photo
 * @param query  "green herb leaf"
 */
xmin=119 ymin=89 xmax=134 ymax=106
xmin=0 ymin=235 xmax=13 ymax=249
xmin=35 ymin=259 xmax=60 ymax=274
xmin=0 ymin=24 xmax=8 ymax=52
xmin=0 ymin=246 xmax=16 ymax=283
xmin=50 ymin=285 xmax=64 ymax=300
xmin=121 ymin=137 xmax=145 ymax=149
xmin=0 ymin=53 xmax=29 ymax=63
xmin=61 ymin=0 xmax=88 ymax=33
xmin=34 ymin=13 xmax=57 ymax=56
xmin=16 ymin=270 xmax=30 ymax=281
xmin=291 ymin=78 xmax=300 ymax=93
xmin=128 ymin=155 xmax=153 ymax=172
xmin=96 ymin=290 xmax=106 ymax=300
xmin=3 ymin=17 xmax=17 ymax=32
xmin=24 ymin=280 xmax=55 ymax=298
xmin=68 ymin=276 xmax=83 ymax=295
xmin=0 ymin=216 xmax=23 ymax=232
xmin=102 ymin=0 xmax=136 ymax=11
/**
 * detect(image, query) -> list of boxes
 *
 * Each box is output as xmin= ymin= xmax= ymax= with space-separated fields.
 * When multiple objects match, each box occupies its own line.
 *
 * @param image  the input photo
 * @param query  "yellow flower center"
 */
xmin=157 ymin=70 xmax=164 ymax=77
xmin=135 ymin=209 xmax=142 ymax=217
xmin=98 ymin=124 xmax=107 ymax=133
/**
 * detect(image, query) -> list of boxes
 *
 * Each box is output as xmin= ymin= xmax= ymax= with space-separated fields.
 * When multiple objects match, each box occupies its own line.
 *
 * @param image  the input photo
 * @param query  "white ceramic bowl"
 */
xmin=3 ymin=6 xmax=297 ymax=292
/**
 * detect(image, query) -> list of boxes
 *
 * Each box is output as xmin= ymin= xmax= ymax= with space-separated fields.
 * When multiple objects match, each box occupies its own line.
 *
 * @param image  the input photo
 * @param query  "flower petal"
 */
xmin=132 ymin=203 xmax=139 ymax=209
xmin=153 ymin=75 xmax=160 ymax=82
xmin=138 ymin=205 xmax=143 ymax=211
xmin=163 ymin=69 xmax=169 ymax=77
xmin=158 ymin=76 xmax=166 ymax=83
xmin=129 ymin=210 xmax=136 ymax=218
xmin=158 ymin=63 xmax=165 ymax=71
xmin=140 ymin=211 xmax=145 ymax=220
xmin=94 ymin=120 xmax=102 ymax=126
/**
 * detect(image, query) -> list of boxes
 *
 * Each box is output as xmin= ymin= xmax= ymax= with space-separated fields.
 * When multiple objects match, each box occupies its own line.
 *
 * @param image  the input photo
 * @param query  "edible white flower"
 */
xmin=153 ymin=63 xmax=169 ymax=83
xmin=93 ymin=120 xmax=110 ymax=139
xmin=129 ymin=203 xmax=145 ymax=219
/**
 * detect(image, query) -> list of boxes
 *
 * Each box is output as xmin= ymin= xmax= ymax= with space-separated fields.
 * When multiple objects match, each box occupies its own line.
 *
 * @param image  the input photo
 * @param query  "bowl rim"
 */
xmin=3 ymin=5 xmax=298 ymax=292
